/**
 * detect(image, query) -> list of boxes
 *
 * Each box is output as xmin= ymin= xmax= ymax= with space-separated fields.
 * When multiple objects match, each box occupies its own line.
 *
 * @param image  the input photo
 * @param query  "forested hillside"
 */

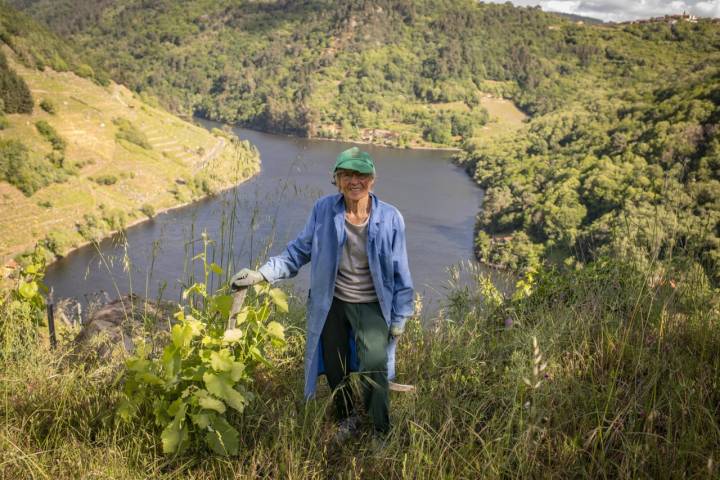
xmin=11 ymin=0 xmax=720 ymax=277
xmin=0 ymin=5 xmax=260 ymax=261
xmin=8 ymin=0 xmax=631 ymax=145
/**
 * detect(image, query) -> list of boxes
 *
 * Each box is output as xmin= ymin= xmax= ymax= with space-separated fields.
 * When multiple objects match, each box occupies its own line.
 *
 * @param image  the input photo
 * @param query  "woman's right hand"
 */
xmin=230 ymin=268 xmax=265 ymax=290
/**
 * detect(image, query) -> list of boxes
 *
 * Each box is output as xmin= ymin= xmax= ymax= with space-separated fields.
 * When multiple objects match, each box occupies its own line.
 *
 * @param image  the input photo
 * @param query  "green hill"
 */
xmin=10 ymin=0 xmax=720 ymax=278
xmin=0 ymin=6 xmax=260 ymax=262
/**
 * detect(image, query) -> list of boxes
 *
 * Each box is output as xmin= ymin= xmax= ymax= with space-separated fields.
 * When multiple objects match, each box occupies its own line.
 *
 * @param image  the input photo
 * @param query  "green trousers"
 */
xmin=321 ymin=297 xmax=390 ymax=433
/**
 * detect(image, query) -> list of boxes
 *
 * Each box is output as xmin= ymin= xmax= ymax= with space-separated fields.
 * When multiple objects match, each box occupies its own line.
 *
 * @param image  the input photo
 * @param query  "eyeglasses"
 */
xmin=336 ymin=170 xmax=373 ymax=182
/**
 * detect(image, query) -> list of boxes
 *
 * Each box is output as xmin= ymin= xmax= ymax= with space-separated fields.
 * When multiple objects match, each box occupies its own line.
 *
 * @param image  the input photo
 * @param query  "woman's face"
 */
xmin=336 ymin=169 xmax=375 ymax=202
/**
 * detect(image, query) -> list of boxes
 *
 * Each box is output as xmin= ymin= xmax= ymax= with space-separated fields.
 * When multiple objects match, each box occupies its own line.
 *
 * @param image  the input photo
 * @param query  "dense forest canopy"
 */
xmin=7 ymin=0 xmax=720 ymax=282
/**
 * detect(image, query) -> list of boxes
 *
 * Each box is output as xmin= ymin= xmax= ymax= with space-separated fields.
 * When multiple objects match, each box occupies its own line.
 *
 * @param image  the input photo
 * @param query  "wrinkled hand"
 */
xmin=230 ymin=268 xmax=265 ymax=290
xmin=389 ymin=325 xmax=404 ymax=338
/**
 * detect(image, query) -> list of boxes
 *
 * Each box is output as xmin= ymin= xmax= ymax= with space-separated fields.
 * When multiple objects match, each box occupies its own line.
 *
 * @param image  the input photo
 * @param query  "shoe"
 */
xmin=333 ymin=414 xmax=360 ymax=444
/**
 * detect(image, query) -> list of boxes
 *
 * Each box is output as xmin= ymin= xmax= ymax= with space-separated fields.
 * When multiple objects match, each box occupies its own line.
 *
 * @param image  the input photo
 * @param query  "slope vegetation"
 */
xmin=11 ymin=0 xmax=720 ymax=279
xmin=0 ymin=8 xmax=260 ymax=262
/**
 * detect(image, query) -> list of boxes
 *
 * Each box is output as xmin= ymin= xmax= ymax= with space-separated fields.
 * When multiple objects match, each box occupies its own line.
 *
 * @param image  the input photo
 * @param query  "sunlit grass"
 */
xmin=1 ymin=255 xmax=718 ymax=478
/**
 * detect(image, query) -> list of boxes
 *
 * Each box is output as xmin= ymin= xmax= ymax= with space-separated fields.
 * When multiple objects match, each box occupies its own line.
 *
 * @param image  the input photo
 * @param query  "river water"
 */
xmin=45 ymin=124 xmax=486 ymax=313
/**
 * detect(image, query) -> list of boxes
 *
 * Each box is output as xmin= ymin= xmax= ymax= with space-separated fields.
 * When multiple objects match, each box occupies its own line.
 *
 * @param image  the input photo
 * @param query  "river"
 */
xmin=45 ymin=123 xmax=488 ymax=314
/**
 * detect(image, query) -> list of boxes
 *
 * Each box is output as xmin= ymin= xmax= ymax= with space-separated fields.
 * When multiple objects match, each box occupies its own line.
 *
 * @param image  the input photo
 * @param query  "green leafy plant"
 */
xmin=117 ymin=233 xmax=287 ymax=456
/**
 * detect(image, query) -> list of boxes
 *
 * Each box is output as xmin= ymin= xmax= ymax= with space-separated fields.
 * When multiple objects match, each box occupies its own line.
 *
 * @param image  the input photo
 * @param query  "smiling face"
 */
xmin=335 ymin=168 xmax=375 ymax=202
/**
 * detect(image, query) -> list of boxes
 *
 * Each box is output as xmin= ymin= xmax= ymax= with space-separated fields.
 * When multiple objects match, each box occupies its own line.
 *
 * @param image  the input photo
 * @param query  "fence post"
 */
xmin=47 ymin=287 xmax=56 ymax=349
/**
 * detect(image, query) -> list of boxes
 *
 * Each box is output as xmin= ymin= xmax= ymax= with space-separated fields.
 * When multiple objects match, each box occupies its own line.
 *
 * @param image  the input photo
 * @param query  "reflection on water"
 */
xmin=45 ymin=123 xmax=494 ymax=313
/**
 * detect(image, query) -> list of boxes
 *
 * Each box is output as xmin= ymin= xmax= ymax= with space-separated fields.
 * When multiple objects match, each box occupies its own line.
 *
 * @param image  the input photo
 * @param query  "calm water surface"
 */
xmin=45 ymin=124 xmax=485 ymax=312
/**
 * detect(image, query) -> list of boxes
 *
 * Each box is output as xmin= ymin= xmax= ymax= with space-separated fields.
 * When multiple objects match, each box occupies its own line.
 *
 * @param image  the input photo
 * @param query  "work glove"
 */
xmin=230 ymin=268 xmax=265 ymax=290
xmin=389 ymin=324 xmax=404 ymax=338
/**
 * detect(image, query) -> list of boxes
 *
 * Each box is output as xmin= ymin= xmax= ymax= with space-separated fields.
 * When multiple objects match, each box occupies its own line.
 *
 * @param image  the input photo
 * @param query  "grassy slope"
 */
xmin=1 ymin=259 xmax=718 ymax=478
xmin=0 ymin=48 xmax=259 ymax=262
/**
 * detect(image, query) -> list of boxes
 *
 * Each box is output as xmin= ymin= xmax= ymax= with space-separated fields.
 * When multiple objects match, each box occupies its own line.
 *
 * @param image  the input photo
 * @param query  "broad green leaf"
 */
xmin=266 ymin=321 xmax=285 ymax=341
xmin=18 ymin=281 xmax=38 ymax=300
xmin=229 ymin=361 xmax=245 ymax=382
xmin=206 ymin=416 xmax=239 ymax=456
xmin=137 ymin=372 xmax=165 ymax=386
xmin=223 ymin=328 xmax=243 ymax=343
xmin=191 ymin=412 xmax=211 ymax=429
xmin=161 ymin=402 xmax=188 ymax=454
xmin=182 ymin=282 xmax=207 ymax=299
xmin=171 ymin=323 xmax=194 ymax=349
xmin=25 ymin=264 xmax=39 ymax=274
xmin=195 ymin=389 xmax=226 ymax=413
xmin=210 ymin=262 xmax=223 ymax=274
xmin=167 ymin=398 xmax=186 ymax=417
xmin=268 ymin=288 xmax=288 ymax=312
xmin=203 ymin=372 xmax=248 ymax=413
xmin=249 ymin=346 xmax=271 ymax=366
xmin=162 ymin=346 xmax=181 ymax=379
xmin=210 ymin=294 xmax=233 ymax=318
xmin=127 ymin=357 xmax=151 ymax=373
xmin=187 ymin=316 xmax=204 ymax=336
xmin=116 ymin=397 xmax=135 ymax=421
xmin=235 ymin=309 xmax=249 ymax=325
xmin=210 ymin=349 xmax=234 ymax=372
xmin=181 ymin=365 xmax=206 ymax=382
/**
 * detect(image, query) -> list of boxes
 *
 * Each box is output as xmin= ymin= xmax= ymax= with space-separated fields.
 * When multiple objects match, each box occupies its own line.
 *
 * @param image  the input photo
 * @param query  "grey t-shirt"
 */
xmin=334 ymin=217 xmax=378 ymax=303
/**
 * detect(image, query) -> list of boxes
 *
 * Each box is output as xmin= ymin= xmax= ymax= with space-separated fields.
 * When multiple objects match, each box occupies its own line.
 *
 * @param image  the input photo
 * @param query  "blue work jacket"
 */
xmin=259 ymin=192 xmax=414 ymax=398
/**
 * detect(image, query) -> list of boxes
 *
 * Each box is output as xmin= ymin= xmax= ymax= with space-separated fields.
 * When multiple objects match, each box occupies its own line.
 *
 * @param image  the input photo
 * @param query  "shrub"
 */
xmin=92 ymin=174 xmax=118 ymax=185
xmin=39 ymin=98 xmax=56 ymax=114
xmin=76 ymin=213 xmax=105 ymax=241
xmin=118 ymin=247 xmax=288 ymax=456
xmin=42 ymin=229 xmax=75 ymax=257
xmin=140 ymin=203 xmax=156 ymax=218
xmin=0 ymin=51 xmax=33 ymax=114
xmin=0 ymin=138 xmax=67 ymax=195
xmin=423 ymin=117 xmax=452 ymax=144
xmin=76 ymin=64 xmax=95 ymax=79
xmin=113 ymin=117 xmax=151 ymax=149
xmin=35 ymin=120 xmax=66 ymax=151
xmin=101 ymin=207 xmax=127 ymax=231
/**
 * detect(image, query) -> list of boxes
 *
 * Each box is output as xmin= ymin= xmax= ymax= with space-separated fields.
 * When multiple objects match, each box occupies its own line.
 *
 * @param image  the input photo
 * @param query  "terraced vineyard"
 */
xmin=0 ymin=48 xmax=260 ymax=262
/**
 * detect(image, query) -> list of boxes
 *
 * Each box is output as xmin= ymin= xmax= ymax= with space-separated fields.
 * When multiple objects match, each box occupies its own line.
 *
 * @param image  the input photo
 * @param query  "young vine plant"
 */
xmin=117 ymin=233 xmax=288 ymax=456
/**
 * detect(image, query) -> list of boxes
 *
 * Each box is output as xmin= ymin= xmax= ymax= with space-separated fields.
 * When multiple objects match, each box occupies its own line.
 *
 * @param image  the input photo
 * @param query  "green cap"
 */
xmin=333 ymin=147 xmax=375 ymax=175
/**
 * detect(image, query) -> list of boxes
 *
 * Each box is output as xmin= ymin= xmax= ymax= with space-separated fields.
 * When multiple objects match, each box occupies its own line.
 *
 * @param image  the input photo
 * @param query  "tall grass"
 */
xmin=2 ymin=142 xmax=719 ymax=477
xmin=2 ymin=249 xmax=719 ymax=478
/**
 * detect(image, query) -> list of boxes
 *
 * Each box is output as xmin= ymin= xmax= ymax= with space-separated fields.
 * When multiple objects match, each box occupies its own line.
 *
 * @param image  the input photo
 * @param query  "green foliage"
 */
xmin=423 ymin=116 xmax=452 ymax=144
xmin=118 ymin=235 xmax=287 ymax=456
xmin=0 ymin=50 xmax=33 ymax=114
xmin=140 ymin=203 xmax=156 ymax=218
xmin=0 ymin=138 xmax=69 ymax=195
xmin=35 ymin=120 xmax=66 ymax=151
xmin=41 ymin=229 xmax=74 ymax=256
xmin=92 ymin=174 xmax=118 ymax=185
xmin=461 ymin=63 xmax=720 ymax=280
xmin=1 ymin=249 xmax=48 ymax=355
xmin=113 ymin=117 xmax=151 ymax=149
xmin=39 ymin=98 xmax=56 ymax=114
xmin=100 ymin=205 xmax=127 ymax=231
xmin=0 ymin=4 xmax=108 ymax=82
xmin=76 ymin=212 xmax=104 ymax=241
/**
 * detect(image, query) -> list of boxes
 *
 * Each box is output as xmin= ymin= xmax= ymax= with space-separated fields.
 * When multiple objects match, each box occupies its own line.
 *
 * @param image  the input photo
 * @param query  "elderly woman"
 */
xmin=231 ymin=147 xmax=414 ymax=436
